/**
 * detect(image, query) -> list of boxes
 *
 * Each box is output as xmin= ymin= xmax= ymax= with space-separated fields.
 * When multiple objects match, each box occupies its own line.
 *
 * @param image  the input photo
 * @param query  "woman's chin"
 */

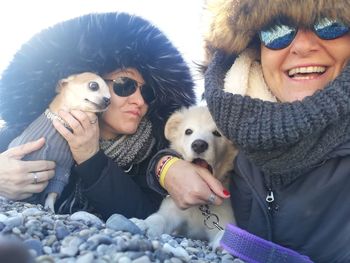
xmin=122 ymin=126 xmax=139 ymax=135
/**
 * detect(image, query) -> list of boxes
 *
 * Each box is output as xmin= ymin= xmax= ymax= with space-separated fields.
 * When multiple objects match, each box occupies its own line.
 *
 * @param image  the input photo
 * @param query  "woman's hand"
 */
xmin=53 ymin=110 xmax=100 ymax=164
xmin=162 ymin=158 xmax=230 ymax=209
xmin=0 ymin=138 xmax=55 ymax=200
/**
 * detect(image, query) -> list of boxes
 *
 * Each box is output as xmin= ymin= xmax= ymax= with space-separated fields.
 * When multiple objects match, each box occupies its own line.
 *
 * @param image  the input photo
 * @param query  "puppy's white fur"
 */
xmin=144 ymin=105 xmax=237 ymax=248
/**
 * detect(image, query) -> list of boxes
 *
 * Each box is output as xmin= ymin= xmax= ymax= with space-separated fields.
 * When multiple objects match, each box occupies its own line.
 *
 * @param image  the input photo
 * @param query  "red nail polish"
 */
xmin=223 ymin=189 xmax=230 ymax=196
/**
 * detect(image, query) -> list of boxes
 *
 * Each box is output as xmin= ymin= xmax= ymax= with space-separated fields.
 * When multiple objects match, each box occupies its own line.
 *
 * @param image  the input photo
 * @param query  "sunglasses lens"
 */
xmin=141 ymin=85 xmax=156 ymax=105
xmin=314 ymin=18 xmax=349 ymax=40
xmin=260 ymin=24 xmax=296 ymax=49
xmin=110 ymin=77 xmax=155 ymax=104
xmin=112 ymin=77 xmax=137 ymax=97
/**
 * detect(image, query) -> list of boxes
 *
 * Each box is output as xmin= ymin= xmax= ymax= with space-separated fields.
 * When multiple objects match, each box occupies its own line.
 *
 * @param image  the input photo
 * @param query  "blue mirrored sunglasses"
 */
xmin=259 ymin=17 xmax=350 ymax=50
xmin=104 ymin=77 xmax=156 ymax=105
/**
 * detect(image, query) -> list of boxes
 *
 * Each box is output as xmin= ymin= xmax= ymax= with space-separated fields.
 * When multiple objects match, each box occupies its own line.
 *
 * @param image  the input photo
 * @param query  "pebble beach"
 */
xmin=0 ymin=198 xmax=244 ymax=263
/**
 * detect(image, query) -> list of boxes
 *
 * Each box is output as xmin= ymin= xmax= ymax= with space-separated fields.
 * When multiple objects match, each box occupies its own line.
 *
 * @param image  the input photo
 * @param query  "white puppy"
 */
xmin=8 ymin=72 xmax=111 ymax=212
xmin=144 ymin=105 xmax=238 ymax=248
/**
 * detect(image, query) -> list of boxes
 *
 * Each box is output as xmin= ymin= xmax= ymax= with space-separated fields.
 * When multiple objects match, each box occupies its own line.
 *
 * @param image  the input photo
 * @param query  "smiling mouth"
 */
xmin=192 ymin=158 xmax=213 ymax=174
xmin=288 ymin=66 xmax=326 ymax=80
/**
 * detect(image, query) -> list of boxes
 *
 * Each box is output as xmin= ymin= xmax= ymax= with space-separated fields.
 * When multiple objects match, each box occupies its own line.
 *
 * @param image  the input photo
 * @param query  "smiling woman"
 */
xmin=200 ymin=0 xmax=350 ymax=262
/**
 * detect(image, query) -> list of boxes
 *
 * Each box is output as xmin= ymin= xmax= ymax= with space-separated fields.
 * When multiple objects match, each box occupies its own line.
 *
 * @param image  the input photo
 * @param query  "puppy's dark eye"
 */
xmin=213 ymin=130 xmax=221 ymax=137
xmin=185 ymin=129 xmax=193 ymax=135
xmin=89 ymin=81 xmax=99 ymax=91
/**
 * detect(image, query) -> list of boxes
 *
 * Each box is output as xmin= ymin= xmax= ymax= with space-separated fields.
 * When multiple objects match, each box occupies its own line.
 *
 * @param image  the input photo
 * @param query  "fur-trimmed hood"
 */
xmin=203 ymin=0 xmax=350 ymax=60
xmin=0 ymin=12 xmax=196 ymax=150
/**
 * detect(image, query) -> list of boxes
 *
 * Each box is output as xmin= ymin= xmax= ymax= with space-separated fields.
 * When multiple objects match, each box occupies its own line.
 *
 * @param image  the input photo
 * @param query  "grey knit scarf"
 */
xmin=205 ymin=51 xmax=350 ymax=187
xmin=99 ymin=118 xmax=155 ymax=170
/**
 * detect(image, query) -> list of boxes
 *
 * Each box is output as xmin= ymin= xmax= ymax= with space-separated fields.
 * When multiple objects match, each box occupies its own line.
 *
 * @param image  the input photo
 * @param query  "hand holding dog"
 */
xmin=0 ymin=138 xmax=55 ymax=200
xmin=163 ymin=158 xmax=229 ymax=209
xmin=53 ymin=110 xmax=100 ymax=165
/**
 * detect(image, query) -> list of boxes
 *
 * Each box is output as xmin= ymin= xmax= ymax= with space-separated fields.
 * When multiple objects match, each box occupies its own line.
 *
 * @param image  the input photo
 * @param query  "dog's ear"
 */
xmin=164 ymin=109 xmax=185 ymax=141
xmin=56 ymin=78 xmax=69 ymax=93
xmin=56 ymin=74 xmax=77 ymax=93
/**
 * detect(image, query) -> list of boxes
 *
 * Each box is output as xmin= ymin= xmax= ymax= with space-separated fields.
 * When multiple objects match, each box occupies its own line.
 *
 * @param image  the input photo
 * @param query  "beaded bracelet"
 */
xmin=156 ymin=156 xmax=173 ymax=179
xmin=159 ymin=157 xmax=180 ymax=188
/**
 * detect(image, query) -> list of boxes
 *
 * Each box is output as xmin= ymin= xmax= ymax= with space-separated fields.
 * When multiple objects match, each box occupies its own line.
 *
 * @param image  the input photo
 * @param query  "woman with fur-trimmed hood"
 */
xmin=0 ymin=12 xmax=195 ymax=220
xmin=148 ymin=0 xmax=350 ymax=262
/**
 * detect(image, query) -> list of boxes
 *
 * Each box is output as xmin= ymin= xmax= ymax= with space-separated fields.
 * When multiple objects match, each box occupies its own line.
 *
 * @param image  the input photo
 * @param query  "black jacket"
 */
xmin=231 ymin=140 xmax=350 ymax=263
xmin=57 ymin=149 xmax=162 ymax=221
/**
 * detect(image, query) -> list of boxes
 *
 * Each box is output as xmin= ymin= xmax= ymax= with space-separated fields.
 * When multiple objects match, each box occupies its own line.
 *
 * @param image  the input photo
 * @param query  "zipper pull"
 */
xmin=266 ymin=189 xmax=276 ymax=212
xmin=266 ymin=189 xmax=274 ymax=203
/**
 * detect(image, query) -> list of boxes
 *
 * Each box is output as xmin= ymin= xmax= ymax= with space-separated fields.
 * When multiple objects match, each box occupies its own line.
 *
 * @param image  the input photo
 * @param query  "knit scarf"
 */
xmin=205 ymin=50 xmax=350 ymax=187
xmin=99 ymin=118 xmax=155 ymax=170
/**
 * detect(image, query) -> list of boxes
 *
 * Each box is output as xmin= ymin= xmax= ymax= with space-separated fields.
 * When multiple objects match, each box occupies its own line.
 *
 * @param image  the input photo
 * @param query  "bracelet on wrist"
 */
xmin=156 ymin=156 xmax=173 ymax=179
xmin=159 ymin=157 xmax=180 ymax=188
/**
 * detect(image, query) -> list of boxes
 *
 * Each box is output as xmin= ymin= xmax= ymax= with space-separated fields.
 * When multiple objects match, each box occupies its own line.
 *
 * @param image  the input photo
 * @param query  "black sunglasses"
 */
xmin=105 ymin=77 xmax=155 ymax=105
xmin=259 ymin=17 xmax=350 ymax=50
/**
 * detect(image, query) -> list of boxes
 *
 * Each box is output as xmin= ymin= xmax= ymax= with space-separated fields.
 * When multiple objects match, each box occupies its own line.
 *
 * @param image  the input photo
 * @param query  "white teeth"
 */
xmin=288 ymin=66 xmax=326 ymax=76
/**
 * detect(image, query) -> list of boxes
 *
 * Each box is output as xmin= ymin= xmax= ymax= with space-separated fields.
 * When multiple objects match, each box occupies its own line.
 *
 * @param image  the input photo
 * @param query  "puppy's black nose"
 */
xmin=192 ymin=139 xmax=208 ymax=154
xmin=103 ymin=97 xmax=111 ymax=107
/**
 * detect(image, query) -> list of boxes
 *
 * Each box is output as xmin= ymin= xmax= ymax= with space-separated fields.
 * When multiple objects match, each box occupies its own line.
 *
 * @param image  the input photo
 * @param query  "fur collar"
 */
xmin=223 ymin=49 xmax=276 ymax=102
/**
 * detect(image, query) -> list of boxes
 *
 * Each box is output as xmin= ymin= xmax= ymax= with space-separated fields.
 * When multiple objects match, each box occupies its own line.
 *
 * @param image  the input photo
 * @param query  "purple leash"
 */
xmin=220 ymin=224 xmax=314 ymax=263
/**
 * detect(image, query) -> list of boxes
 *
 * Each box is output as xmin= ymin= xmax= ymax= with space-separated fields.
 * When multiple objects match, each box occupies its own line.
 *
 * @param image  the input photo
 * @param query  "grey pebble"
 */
xmin=76 ymin=252 xmax=95 ymax=263
xmin=43 ymin=245 xmax=52 ymax=254
xmin=5 ymin=214 xmax=24 ymax=228
xmin=36 ymin=255 xmax=56 ymax=263
xmin=170 ymin=258 xmax=184 ymax=263
xmin=24 ymin=238 xmax=43 ymax=256
xmin=0 ymin=213 xmax=8 ymax=222
xmin=163 ymin=243 xmax=190 ymax=261
xmin=55 ymin=225 xmax=71 ymax=240
xmin=22 ymin=207 xmax=45 ymax=217
xmin=233 ymin=259 xmax=246 ymax=263
xmin=60 ymin=236 xmax=84 ymax=256
xmin=70 ymin=211 xmax=104 ymax=227
xmin=118 ymin=257 xmax=132 ymax=263
xmin=132 ymin=255 xmax=152 ymax=263
xmin=106 ymin=214 xmax=142 ymax=235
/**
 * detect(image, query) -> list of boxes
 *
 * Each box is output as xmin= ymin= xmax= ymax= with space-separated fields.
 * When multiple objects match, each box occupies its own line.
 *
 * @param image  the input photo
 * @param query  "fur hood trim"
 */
xmin=203 ymin=0 xmax=350 ymax=60
xmin=0 ymin=12 xmax=195 ymax=147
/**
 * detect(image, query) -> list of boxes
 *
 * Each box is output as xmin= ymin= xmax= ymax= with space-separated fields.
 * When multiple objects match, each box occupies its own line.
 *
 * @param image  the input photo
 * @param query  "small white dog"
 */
xmin=143 ymin=105 xmax=238 ymax=248
xmin=8 ymin=72 xmax=111 ymax=212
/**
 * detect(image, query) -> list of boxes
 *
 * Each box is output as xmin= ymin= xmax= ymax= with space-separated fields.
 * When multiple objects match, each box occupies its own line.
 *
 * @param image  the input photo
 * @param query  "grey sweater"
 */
xmin=8 ymin=112 xmax=72 ymax=205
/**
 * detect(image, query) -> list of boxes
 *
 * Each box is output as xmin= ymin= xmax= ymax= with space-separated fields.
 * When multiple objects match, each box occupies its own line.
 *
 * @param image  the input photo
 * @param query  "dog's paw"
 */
xmin=144 ymin=213 xmax=167 ymax=238
xmin=44 ymin=198 xmax=55 ymax=213
xmin=44 ymin=203 xmax=55 ymax=213
xmin=44 ymin=193 xmax=58 ymax=213
xmin=209 ymin=230 xmax=225 ymax=251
